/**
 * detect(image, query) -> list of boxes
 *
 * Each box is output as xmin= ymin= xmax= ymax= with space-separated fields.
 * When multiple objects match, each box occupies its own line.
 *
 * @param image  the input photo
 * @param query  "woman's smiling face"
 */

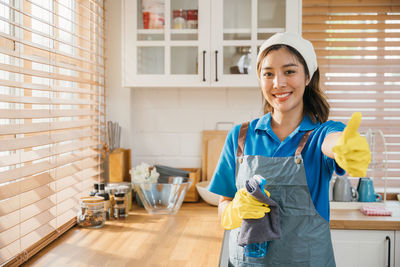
xmin=259 ymin=47 xmax=309 ymax=116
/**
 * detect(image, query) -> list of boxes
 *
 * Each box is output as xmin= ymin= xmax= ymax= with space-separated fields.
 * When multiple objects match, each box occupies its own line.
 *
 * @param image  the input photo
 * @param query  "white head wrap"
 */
xmin=257 ymin=32 xmax=318 ymax=80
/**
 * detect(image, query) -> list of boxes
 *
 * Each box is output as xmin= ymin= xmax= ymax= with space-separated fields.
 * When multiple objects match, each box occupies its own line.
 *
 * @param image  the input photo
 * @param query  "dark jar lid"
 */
xmin=115 ymin=192 xmax=125 ymax=197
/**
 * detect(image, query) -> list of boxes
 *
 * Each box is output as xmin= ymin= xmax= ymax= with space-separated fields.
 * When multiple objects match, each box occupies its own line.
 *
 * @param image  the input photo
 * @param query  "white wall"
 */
xmin=106 ymin=1 xmax=263 ymax=169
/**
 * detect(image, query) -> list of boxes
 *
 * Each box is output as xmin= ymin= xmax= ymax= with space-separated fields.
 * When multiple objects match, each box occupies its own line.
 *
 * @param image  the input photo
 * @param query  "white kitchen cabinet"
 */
xmin=331 ymin=229 xmax=396 ymax=267
xmin=121 ymin=0 xmax=302 ymax=87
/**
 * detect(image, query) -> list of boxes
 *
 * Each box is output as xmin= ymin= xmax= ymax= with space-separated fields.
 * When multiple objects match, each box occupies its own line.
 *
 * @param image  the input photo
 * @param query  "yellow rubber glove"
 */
xmin=332 ymin=112 xmax=371 ymax=177
xmin=221 ymin=188 xmax=271 ymax=230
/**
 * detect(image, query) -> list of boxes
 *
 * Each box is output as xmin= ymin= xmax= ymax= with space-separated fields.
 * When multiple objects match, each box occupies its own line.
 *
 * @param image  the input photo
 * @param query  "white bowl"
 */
xmin=196 ymin=181 xmax=220 ymax=206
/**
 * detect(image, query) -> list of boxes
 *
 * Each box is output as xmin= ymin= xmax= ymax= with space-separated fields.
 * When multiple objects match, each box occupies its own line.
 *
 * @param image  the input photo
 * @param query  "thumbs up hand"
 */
xmin=332 ymin=112 xmax=371 ymax=177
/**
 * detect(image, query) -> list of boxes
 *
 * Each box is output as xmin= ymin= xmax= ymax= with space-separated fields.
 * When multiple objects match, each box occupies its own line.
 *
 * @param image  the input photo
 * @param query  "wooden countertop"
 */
xmin=330 ymin=201 xmax=400 ymax=230
xmin=23 ymin=201 xmax=400 ymax=266
xmin=23 ymin=202 xmax=224 ymax=267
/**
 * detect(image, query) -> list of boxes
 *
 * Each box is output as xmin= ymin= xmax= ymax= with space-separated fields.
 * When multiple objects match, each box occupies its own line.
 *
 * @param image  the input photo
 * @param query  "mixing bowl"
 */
xmin=133 ymin=177 xmax=193 ymax=215
xmin=196 ymin=181 xmax=220 ymax=206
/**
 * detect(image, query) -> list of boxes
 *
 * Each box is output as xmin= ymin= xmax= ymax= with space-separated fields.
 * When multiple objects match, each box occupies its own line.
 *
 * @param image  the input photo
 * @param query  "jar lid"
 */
xmin=80 ymin=196 xmax=104 ymax=203
xmin=115 ymin=192 xmax=125 ymax=197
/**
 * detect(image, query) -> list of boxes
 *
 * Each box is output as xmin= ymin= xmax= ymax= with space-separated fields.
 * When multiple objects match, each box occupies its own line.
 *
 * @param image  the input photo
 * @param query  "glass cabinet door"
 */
xmin=123 ymin=0 xmax=208 ymax=86
xmin=123 ymin=0 xmax=301 ymax=87
xmin=211 ymin=0 xmax=297 ymax=87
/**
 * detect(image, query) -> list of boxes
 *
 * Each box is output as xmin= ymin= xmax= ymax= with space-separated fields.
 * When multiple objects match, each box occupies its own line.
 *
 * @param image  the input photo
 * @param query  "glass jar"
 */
xmin=118 ymin=183 xmax=132 ymax=213
xmin=114 ymin=192 xmax=127 ymax=219
xmin=95 ymin=183 xmax=111 ymax=219
xmin=172 ymin=9 xmax=186 ymax=29
xmin=186 ymin=9 xmax=198 ymax=29
xmin=77 ymin=196 xmax=106 ymax=228
xmin=107 ymin=182 xmax=132 ymax=213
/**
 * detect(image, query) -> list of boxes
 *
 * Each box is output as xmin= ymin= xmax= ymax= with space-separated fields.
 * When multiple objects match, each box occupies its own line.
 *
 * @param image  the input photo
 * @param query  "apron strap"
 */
xmin=295 ymin=130 xmax=313 ymax=156
xmin=236 ymin=121 xmax=250 ymax=158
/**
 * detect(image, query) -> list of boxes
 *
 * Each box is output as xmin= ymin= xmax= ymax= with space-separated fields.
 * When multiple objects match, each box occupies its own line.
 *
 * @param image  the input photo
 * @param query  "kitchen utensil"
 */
xmin=357 ymin=177 xmax=382 ymax=202
xmin=133 ymin=178 xmax=193 ymax=215
xmin=333 ymin=176 xmax=358 ymax=202
xmin=107 ymin=121 xmax=121 ymax=152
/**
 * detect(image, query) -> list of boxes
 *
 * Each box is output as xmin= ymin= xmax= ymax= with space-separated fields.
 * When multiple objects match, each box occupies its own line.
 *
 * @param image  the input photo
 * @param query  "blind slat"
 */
xmin=0 ymin=120 xmax=96 ymax=135
xmin=0 ymin=109 xmax=98 ymax=119
xmin=0 ymin=63 xmax=101 ymax=86
xmin=0 ymin=129 xmax=98 ymax=151
xmin=0 ymin=43 xmax=104 ymax=78
xmin=0 ymin=93 xmax=98 ymax=105
xmin=303 ymin=6 xmax=400 ymax=13
xmin=303 ymin=31 xmax=400 ymax=39
xmin=0 ymin=139 xmax=99 ymax=167
xmin=303 ymin=23 xmax=400 ymax=31
xmin=0 ymin=148 xmax=97 ymax=184
xmin=0 ymin=78 xmax=104 ymax=96
xmin=303 ymin=14 xmax=400 ymax=22
xmin=0 ymin=32 xmax=102 ymax=68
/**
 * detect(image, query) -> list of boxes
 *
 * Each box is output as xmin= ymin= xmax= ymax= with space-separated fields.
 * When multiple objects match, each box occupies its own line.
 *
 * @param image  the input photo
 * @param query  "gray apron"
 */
xmin=227 ymin=122 xmax=336 ymax=267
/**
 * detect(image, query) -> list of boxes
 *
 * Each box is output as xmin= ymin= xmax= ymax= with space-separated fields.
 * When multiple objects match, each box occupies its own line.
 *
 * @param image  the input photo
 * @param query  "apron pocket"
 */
xmin=229 ymin=228 xmax=266 ymax=266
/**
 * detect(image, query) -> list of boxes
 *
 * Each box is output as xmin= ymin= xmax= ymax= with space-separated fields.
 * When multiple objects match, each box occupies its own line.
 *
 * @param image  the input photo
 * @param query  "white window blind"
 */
xmin=303 ymin=0 xmax=400 ymax=188
xmin=0 ymin=0 xmax=105 ymax=265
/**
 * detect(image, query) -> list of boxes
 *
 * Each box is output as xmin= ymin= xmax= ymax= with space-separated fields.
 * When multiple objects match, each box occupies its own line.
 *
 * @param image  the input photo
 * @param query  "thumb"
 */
xmin=343 ymin=112 xmax=362 ymax=141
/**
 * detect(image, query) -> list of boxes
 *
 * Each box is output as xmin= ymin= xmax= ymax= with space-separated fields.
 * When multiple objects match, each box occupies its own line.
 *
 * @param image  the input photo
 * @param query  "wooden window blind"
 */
xmin=0 ymin=0 xmax=105 ymax=265
xmin=303 ymin=0 xmax=400 ymax=189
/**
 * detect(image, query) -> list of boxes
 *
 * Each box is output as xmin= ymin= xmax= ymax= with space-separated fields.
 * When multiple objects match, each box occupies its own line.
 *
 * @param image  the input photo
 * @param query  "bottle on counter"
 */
xmin=89 ymin=183 xmax=99 ymax=196
xmin=114 ymin=192 xmax=127 ymax=219
xmin=95 ymin=183 xmax=111 ymax=219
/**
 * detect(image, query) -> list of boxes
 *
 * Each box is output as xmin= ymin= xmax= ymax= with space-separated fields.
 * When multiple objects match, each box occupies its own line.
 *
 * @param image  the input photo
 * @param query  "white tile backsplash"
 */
xmin=179 ymin=88 xmax=228 ymax=109
xmin=132 ymin=132 xmax=180 ymax=156
xmin=154 ymin=108 xmax=205 ymax=132
xmin=179 ymin=133 xmax=202 ymax=156
xmin=128 ymin=87 xmax=264 ymax=168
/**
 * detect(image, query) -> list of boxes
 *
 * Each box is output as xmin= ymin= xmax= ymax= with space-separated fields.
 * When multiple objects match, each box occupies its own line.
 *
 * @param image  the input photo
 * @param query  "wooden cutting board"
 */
xmin=201 ymin=130 xmax=228 ymax=181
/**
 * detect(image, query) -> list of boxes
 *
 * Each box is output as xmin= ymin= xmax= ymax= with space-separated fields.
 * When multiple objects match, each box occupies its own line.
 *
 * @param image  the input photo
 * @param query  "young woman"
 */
xmin=208 ymin=32 xmax=370 ymax=266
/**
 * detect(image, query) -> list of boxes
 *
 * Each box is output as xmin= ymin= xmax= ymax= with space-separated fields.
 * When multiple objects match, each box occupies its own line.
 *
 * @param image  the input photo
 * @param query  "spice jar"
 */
xmin=77 ymin=196 xmax=106 ymax=228
xmin=95 ymin=183 xmax=111 ymax=219
xmin=118 ymin=183 xmax=132 ymax=212
xmin=89 ymin=183 xmax=99 ymax=196
xmin=114 ymin=192 xmax=127 ymax=219
xmin=172 ymin=9 xmax=186 ymax=29
xmin=186 ymin=9 xmax=198 ymax=29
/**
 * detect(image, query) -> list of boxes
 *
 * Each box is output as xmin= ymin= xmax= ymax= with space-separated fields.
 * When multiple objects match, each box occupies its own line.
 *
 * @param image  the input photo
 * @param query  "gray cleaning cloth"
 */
xmin=238 ymin=177 xmax=281 ymax=246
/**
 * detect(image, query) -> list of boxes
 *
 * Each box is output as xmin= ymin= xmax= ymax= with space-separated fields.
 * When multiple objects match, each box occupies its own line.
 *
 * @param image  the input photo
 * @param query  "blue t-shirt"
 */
xmin=208 ymin=113 xmax=346 ymax=222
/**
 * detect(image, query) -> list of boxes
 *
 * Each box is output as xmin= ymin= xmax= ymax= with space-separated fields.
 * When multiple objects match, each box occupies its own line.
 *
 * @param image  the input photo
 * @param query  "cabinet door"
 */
xmin=122 ymin=0 xmax=210 ymax=87
xmin=331 ymin=229 xmax=395 ymax=267
xmin=210 ymin=0 xmax=301 ymax=87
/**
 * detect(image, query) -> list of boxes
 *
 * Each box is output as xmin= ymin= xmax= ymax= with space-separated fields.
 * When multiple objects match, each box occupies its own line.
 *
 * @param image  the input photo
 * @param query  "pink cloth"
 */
xmin=360 ymin=205 xmax=392 ymax=216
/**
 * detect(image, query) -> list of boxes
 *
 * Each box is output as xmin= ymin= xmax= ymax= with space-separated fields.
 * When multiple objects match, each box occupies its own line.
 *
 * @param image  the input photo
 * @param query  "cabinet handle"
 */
xmin=386 ymin=236 xmax=391 ymax=267
xmin=215 ymin=50 xmax=218 ymax=82
xmin=202 ymin=50 xmax=206 ymax=82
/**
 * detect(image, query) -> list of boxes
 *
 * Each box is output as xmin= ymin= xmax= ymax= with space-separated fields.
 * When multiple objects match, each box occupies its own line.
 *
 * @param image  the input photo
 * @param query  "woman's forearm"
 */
xmin=218 ymin=196 xmax=232 ymax=218
xmin=321 ymin=132 xmax=342 ymax=159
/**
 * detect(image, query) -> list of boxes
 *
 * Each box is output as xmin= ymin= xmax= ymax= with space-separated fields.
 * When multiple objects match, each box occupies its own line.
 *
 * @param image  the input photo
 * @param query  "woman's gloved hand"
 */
xmin=221 ymin=188 xmax=271 ymax=230
xmin=332 ymin=112 xmax=371 ymax=177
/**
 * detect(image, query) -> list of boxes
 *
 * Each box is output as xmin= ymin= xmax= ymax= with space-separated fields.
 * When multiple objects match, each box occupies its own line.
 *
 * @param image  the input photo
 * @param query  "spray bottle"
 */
xmin=244 ymin=175 xmax=268 ymax=258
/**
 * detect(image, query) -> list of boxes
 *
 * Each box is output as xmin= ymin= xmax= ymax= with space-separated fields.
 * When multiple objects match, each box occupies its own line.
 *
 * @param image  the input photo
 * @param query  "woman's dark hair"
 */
xmin=256 ymin=44 xmax=330 ymax=123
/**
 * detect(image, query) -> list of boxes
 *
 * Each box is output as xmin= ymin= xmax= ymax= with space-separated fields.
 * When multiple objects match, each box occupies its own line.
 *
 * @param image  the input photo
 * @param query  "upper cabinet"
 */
xmin=122 ymin=0 xmax=302 ymax=87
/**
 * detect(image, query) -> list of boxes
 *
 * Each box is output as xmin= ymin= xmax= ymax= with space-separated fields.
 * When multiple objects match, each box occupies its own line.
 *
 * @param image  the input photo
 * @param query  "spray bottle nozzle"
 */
xmin=253 ymin=175 xmax=267 ymax=196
